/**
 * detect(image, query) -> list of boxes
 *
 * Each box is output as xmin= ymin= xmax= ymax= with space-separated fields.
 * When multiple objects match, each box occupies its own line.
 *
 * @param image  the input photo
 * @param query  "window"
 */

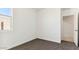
xmin=0 ymin=8 xmax=12 ymax=31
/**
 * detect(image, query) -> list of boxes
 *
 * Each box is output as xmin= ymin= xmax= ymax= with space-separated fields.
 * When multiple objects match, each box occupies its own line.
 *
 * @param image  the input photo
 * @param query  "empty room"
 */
xmin=0 ymin=8 xmax=79 ymax=50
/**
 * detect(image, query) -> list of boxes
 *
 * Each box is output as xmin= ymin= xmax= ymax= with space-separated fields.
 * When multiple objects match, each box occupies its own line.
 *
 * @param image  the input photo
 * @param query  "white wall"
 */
xmin=37 ymin=8 xmax=61 ymax=43
xmin=0 ymin=8 xmax=36 ymax=49
xmin=62 ymin=9 xmax=73 ymax=16
xmin=61 ymin=8 xmax=75 ymax=16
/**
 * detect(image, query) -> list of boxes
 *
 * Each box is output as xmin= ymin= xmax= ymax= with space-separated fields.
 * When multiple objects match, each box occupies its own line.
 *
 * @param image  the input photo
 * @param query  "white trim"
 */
xmin=10 ymin=8 xmax=13 ymax=32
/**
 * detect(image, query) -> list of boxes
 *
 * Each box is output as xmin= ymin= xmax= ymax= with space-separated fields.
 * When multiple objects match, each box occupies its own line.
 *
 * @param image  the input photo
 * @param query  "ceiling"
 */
xmin=33 ymin=8 xmax=45 ymax=11
xmin=61 ymin=8 xmax=71 ymax=11
xmin=33 ymin=8 xmax=72 ymax=11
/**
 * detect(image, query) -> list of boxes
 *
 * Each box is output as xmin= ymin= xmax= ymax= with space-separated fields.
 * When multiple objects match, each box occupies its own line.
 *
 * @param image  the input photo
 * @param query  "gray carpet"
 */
xmin=10 ymin=39 xmax=79 ymax=50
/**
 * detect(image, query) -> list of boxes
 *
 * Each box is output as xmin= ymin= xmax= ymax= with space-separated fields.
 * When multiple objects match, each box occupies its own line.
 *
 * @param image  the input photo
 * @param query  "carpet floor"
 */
xmin=10 ymin=39 xmax=79 ymax=50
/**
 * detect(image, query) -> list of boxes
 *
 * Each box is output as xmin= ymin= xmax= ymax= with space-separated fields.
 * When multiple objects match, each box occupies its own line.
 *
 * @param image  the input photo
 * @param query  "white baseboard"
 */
xmin=2 ymin=38 xmax=36 ymax=50
xmin=37 ymin=37 xmax=61 ymax=44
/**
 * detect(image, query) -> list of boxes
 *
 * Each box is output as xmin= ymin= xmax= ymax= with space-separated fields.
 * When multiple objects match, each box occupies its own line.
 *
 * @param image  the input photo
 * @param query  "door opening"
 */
xmin=61 ymin=15 xmax=74 ymax=43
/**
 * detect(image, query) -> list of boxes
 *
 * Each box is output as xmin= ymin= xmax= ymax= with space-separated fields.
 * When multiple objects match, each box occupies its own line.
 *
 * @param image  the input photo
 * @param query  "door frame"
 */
xmin=61 ymin=9 xmax=79 ymax=47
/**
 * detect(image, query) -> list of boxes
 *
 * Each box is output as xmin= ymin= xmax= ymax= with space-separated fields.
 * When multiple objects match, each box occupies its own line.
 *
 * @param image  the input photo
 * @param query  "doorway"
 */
xmin=61 ymin=15 xmax=74 ymax=43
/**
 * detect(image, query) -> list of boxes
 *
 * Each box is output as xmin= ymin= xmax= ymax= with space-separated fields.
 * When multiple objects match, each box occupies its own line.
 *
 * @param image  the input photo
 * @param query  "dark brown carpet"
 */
xmin=10 ymin=39 xmax=79 ymax=50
